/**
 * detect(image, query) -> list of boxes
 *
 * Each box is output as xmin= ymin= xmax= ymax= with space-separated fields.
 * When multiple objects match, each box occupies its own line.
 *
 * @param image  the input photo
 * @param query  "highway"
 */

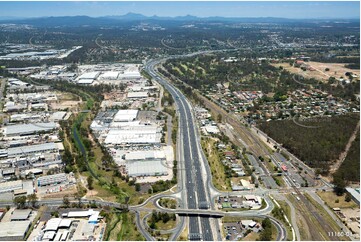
xmin=145 ymin=58 xmax=215 ymax=240
xmin=143 ymin=53 xmax=290 ymax=241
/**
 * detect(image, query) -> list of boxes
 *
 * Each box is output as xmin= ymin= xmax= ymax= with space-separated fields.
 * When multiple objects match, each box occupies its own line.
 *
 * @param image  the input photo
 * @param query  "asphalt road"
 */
xmin=145 ymin=58 xmax=215 ymax=240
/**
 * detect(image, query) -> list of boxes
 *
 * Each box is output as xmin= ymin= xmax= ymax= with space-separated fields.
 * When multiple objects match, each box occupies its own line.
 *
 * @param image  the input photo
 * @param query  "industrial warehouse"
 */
xmin=92 ymin=109 xmax=163 ymax=146
xmin=91 ymin=108 xmax=173 ymax=180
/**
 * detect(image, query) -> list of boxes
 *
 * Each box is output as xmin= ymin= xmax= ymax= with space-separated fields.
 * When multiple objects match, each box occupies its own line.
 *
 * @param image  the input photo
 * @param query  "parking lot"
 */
xmin=223 ymin=222 xmax=243 ymax=241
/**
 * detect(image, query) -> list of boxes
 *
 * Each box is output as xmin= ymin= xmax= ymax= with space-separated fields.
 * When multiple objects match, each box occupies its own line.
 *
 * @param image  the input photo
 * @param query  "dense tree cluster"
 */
xmin=259 ymin=218 xmax=273 ymax=241
xmin=333 ymin=130 xmax=360 ymax=192
xmin=258 ymin=114 xmax=359 ymax=174
xmin=148 ymin=210 xmax=176 ymax=229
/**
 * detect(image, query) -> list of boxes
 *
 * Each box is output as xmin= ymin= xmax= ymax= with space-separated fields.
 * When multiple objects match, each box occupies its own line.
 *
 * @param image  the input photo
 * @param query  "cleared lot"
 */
xmin=272 ymin=62 xmax=360 ymax=82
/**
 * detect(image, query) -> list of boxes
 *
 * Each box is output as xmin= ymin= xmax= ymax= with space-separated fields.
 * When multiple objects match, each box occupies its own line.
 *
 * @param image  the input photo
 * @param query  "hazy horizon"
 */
xmin=0 ymin=1 xmax=359 ymax=19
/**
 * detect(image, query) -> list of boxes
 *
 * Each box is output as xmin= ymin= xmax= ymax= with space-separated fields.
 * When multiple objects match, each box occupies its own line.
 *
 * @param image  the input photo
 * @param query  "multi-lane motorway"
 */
xmin=145 ymin=58 xmax=216 ymax=240
xmin=143 ymin=53 xmax=291 ymax=241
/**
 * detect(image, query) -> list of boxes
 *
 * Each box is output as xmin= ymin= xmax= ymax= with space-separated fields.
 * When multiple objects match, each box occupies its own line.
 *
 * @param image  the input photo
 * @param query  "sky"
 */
xmin=0 ymin=1 xmax=359 ymax=19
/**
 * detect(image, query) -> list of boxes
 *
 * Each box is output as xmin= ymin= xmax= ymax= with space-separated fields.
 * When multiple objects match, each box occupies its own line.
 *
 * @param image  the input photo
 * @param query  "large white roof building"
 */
xmin=2 ymin=122 xmax=57 ymax=136
xmin=113 ymin=110 xmax=139 ymax=122
xmin=99 ymin=71 xmax=119 ymax=80
xmin=127 ymin=160 xmax=168 ymax=177
xmin=127 ymin=92 xmax=148 ymax=99
xmin=104 ymin=127 xmax=161 ymax=144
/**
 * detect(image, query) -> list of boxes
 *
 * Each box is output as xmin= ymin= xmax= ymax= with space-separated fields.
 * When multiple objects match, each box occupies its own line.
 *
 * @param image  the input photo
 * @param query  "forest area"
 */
xmin=334 ymin=130 xmax=360 ymax=182
xmin=258 ymin=113 xmax=359 ymax=176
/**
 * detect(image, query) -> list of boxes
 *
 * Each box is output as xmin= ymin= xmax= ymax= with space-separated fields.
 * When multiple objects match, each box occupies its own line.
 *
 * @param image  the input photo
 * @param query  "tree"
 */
xmin=162 ymin=213 xmax=170 ymax=223
xmin=260 ymin=217 xmax=273 ymax=241
xmin=27 ymin=193 xmax=38 ymax=207
xmin=260 ymin=227 xmax=272 ymax=241
xmin=135 ymin=183 xmax=141 ymax=192
xmin=217 ymin=114 xmax=222 ymax=123
xmin=63 ymin=195 xmax=70 ymax=207
xmin=333 ymin=173 xmax=347 ymax=196
xmin=13 ymin=196 xmax=27 ymax=209
xmin=87 ymin=176 xmax=94 ymax=190
xmin=262 ymin=217 xmax=272 ymax=229
xmin=51 ymin=211 xmax=59 ymax=218
xmin=345 ymin=193 xmax=352 ymax=202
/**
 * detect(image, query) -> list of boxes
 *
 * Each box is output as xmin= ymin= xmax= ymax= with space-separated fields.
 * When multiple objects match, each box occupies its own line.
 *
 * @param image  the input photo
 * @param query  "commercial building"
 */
xmin=204 ymin=125 xmax=220 ymax=134
xmin=3 ymin=142 xmax=60 ymax=158
xmin=125 ymin=150 xmax=166 ymax=161
xmin=0 ymin=180 xmax=23 ymax=193
xmin=0 ymin=221 xmax=31 ymax=241
xmin=99 ymin=71 xmax=119 ymax=80
xmin=127 ymin=160 xmax=168 ymax=177
xmin=49 ymin=111 xmax=67 ymax=122
xmin=2 ymin=122 xmax=57 ymax=137
xmin=113 ymin=110 xmax=139 ymax=122
xmin=37 ymin=173 xmax=67 ymax=186
xmin=127 ymin=92 xmax=148 ymax=99
xmin=10 ymin=209 xmax=32 ymax=221
xmin=63 ymin=209 xmax=98 ymax=219
xmin=104 ymin=128 xmax=162 ymax=145
xmin=76 ymin=71 xmax=100 ymax=84
xmin=119 ymin=68 xmax=142 ymax=79
xmin=43 ymin=218 xmax=72 ymax=232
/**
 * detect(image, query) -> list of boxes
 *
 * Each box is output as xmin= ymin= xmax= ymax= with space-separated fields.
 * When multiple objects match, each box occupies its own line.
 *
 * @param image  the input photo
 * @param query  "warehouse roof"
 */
xmin=77 ymin=79 xmax=94 ymax=84
xmin=59 ymin=219 xmax=72 ymax=228
xmin=113 ymin=110 xmax=138 ymax=122
xmin=7 ymin=143 xmax=59 ymax=157
xmin=37 ymin=173 xmax=66 ymax=183
xmin=88 ymin=211 xmax=100 ymax=223
xmin=127 ymin=160 xmax=168 ymax=177
xmin=109 ymin=120 xmax=141 ymax=128
xmin=127 ymin=92 xmax=148 ymax=98
xmin=78 ymin=71 xmax=99 ymax=80
xmin=67 ymin=209 xmax=95 ymax=218
xmin=10 ymin=209 xmax=31 ymax=221
xmin=125 ymin=150 xmax=165 ymax=161
xmin=0 ymin=180 xmax=23 ymax=192
xmin=49 ymin=111 xmax=67 ymax=121
xmin=44 ymin=218 xmax=62 ymax=231
xmin=104 ymin=129 xmax=161 ymax=144
xmin=99 ymin=71 xmax=119 ymax=79
xmin=43 ymin=231 xmax=56 ymax=240
xmin=0 ymin=221 xmax=31 ymax=238
xmin=3 ymin=122 xmax=57 ymax=136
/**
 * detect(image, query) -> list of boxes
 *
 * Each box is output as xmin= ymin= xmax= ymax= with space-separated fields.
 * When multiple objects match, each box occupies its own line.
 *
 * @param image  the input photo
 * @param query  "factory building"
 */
xmin=113 ymin=110 xmax=139 ymax=122
xmin=37 ymin=173 xmax=67 ymax=186
xmin=127 ymin=160 xmax=168 ymax=177
xmin=0 ymin=180 xmax=23 ymax=194
xmin=2 ymin=122 xmax=57 ymax=137
xmin=76 ymin=71 xmax=100 ymax=85
xmin=10 ymin=209 xmax=32 ymax=221
xmin=99 ymin=71 xmax=119 ymax=80
xmin=1 ymin=142 xmax=61 ymax=158
xmin=0 ymin=221 xmax=31 ymax=241
xmin=127 ymin=92 xmax=149 ymax=99
xmin=104 ymin=127 xmax=162 ymax=145
xmin=49 ymin=111 xmax=67 ymax=122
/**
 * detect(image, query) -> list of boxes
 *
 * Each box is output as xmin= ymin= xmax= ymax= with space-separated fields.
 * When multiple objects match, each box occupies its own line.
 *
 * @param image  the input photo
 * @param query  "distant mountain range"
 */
xmin=0 ymin=12 xmax=359 ymax=27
